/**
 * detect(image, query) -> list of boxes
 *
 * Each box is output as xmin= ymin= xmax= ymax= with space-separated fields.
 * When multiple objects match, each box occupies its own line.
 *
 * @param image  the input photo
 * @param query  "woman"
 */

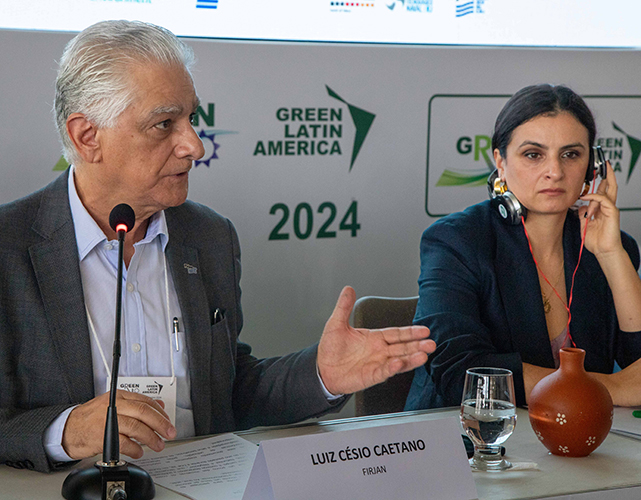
xmin=405 ymin=84 xmax=641 ymax=410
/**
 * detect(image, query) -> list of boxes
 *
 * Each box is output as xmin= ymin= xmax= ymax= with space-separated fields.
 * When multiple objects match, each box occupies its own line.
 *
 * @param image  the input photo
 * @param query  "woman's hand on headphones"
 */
xmin=578 ymin=160 xmax=623 ymax=258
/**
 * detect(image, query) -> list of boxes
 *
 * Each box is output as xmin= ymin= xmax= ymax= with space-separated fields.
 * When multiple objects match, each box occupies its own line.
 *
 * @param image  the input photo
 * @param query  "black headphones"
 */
xmin=487 ymin=145 xmax=607 ymax=225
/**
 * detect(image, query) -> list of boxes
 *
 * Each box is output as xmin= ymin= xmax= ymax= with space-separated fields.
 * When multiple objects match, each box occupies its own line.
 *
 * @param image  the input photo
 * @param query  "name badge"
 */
xmin=242 ymin=416 xmax=477 ymax=500
xmin=107 ymin=376 xmax=177 ymax=427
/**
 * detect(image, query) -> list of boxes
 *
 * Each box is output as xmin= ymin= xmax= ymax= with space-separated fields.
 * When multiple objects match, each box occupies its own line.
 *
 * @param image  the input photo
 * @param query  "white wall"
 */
xmin=2 ymin=30 xmax=640 ymax=417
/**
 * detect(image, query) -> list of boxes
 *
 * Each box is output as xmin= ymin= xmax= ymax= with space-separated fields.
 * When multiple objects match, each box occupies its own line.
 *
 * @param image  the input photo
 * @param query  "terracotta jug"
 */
xmin=528 ymin=347 xmax=613 ymax=457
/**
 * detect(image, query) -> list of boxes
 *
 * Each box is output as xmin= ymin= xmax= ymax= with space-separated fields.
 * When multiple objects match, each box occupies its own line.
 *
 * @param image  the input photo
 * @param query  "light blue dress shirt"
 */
xmin=44 ymin=168 xmax=195 ymax=461
xmin=44 ymin=167 xmax=339 ymax=462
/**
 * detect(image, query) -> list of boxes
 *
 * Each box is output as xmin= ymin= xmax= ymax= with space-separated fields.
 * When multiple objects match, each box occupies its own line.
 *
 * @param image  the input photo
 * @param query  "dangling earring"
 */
xmin=493 ymin=177 xmax=508 ymax=196
xmin=581 ymin=181 xmax=590 ymax=197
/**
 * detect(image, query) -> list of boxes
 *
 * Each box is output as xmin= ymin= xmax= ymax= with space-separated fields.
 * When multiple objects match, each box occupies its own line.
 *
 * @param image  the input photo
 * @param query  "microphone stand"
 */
xmin=102 ymin=223 xmax=126 ymax=467
xmin=63 ymin=215 xmax=155 ymax=500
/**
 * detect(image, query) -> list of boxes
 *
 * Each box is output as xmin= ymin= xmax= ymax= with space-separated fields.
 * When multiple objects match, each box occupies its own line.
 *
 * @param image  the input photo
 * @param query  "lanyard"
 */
xmin=86 ymin=251 xmax=176 ymax=386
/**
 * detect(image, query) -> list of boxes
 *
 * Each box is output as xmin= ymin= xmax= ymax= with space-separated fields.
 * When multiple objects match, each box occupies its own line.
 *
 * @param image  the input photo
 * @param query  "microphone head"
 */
xmin=109 ymin=204 xmax=136 ymax=233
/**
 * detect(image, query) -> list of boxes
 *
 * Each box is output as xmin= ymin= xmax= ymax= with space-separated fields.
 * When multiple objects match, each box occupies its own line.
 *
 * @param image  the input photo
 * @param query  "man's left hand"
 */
xmin=317 ymin=286 xmax=436 ymax=396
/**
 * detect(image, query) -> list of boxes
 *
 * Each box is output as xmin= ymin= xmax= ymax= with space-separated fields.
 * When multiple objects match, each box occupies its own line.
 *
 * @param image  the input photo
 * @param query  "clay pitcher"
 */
xmin=528 ymin=347 xmax=613 ymax=457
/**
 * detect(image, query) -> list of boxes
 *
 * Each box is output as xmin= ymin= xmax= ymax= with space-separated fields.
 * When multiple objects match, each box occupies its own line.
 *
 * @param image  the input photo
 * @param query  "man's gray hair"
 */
xmin=54 ymin=20 xmax=196 ymax=164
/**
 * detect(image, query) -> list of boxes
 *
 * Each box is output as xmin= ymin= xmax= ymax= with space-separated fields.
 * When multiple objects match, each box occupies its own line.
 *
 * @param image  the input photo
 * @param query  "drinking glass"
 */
xmin=460 ymin=367 xmax=516 ymax=471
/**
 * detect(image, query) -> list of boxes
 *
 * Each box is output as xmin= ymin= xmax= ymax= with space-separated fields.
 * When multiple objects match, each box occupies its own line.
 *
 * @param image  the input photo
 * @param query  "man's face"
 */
xmin=95 ymin=62 xmax=205 ymax=215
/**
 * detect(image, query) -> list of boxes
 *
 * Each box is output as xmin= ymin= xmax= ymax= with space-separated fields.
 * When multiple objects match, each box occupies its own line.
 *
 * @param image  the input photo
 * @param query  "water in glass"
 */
xmin=460 ymin=368 xmax=516 ymax=471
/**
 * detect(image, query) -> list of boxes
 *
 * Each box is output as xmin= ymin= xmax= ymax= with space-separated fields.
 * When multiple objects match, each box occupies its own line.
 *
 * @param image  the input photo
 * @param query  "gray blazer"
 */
xmin=0 ymin=171 xmax=341 ymax=472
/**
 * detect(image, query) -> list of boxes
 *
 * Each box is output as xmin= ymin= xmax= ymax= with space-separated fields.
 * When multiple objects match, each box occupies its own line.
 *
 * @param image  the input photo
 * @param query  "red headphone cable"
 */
xmin=521 ymin=179 xmax=595 ymax=348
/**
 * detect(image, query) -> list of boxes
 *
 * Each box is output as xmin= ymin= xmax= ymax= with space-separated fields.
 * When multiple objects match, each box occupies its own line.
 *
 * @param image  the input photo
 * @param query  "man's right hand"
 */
xmin=61 ymin=390 xmax=177 ymax=460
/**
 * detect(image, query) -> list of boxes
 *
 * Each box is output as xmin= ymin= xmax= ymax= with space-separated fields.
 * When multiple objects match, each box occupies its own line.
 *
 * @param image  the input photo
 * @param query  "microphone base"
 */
xmin=62 ymin=461 xmax=155 ymax=500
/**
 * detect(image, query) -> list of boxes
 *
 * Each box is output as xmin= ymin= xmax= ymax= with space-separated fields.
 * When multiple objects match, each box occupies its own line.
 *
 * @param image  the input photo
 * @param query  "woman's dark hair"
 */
xmin=492 ymin=84 xmax=597 ymax=168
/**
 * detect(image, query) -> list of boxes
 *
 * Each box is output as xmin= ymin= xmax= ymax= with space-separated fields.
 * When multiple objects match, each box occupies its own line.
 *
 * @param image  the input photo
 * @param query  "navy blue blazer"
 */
xmin=405 ymin=200 xmax=641 ymax=410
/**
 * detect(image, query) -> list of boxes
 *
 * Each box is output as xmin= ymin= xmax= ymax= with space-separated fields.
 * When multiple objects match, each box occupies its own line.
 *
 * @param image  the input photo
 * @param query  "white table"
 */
xmin=3 ymin=407 xmax=641 ymax=499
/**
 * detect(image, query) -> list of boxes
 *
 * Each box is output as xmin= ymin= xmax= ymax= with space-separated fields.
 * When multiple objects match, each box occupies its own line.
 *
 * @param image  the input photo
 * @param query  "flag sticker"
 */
xmin=196 ymin=0 xmax=218 ymax=9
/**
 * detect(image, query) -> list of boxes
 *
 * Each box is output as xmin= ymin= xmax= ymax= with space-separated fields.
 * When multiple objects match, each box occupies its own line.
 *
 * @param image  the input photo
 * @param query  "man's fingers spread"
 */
xmin=380 ymin=325 xmax=430 ymax=344
xmin=387 ymin=339 xmax=436 ymax=358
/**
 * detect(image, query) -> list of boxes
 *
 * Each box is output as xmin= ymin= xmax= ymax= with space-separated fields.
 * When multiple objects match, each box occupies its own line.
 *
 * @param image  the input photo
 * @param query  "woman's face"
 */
xmin=494 ymin=112 xmax=590 ymax=217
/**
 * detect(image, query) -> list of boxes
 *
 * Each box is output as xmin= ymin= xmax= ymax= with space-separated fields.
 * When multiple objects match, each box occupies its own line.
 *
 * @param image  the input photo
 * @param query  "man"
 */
xmin=0 ymin=20 xmax=435 ymax=473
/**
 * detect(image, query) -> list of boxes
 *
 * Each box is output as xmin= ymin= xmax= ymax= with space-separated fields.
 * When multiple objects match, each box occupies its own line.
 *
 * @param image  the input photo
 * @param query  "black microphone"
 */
xmin=63 ymin=204 xmax=155 ymax=500
xmin=109 ymin=203 xmax=136 ymax=236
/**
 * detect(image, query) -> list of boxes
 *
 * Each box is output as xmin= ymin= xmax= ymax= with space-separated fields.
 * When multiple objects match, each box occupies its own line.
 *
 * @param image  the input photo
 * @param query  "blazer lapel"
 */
xmin=165 ymin=209 xmax=213 ymax=435
xmin=494 ymin=220 xmax=555 ymax=368
xmin=28 ymin=172 xmax=94 ymax=403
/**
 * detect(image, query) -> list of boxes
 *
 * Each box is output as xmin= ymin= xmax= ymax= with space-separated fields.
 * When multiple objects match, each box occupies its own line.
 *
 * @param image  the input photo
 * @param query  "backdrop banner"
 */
xmin=2 ymin=30 xmax=640 ymax=416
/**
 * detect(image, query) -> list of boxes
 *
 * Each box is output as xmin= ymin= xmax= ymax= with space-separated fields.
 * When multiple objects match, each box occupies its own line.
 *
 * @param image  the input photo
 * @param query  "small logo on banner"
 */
xmin=196 ymin=0 xmax=218 ymax=9
xmin=607 ymin=123 xmax=641 ymax=184
xmin=436 ymin=133 xmax=494 ymax=187
xmin=253 ymin=85 xmax=375 ymax=172
xmin=387 ymin=0 xmax=403 ymax=10
xmin=330 ymin=1 xmax=375 ymax=12
xmin=327 ymin=86 xmax=375 ymax=171
xmin=455 ymin=0 xmax=485 ymax=17
xmin=331 ymin=1 xmax=374 ymax=5
xmin=426 ymin=94 xmax=509 ymax=216
xmin=192 ymin=102 xmax=238 ymax=167
xmin=387 ymin=0 xmax=432 ymax=13
xmin=197 ymin=129 xmax=220 ymax=167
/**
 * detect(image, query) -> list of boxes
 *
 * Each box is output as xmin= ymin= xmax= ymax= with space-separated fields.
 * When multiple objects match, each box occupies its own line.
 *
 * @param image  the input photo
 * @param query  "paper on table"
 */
xmin=132 ymin=433 xmax=258 ymax=500
xmin=610 ymin=406 xmax=641 ymax=439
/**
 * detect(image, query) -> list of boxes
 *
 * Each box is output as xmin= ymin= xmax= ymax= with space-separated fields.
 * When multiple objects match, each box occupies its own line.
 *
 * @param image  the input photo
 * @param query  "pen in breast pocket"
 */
xmin=172 ymin=317 xmax=180 ymax=352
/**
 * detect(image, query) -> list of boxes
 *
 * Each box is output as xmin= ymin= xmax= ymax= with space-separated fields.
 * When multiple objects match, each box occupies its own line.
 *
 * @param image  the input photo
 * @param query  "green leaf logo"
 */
xmin=435 ymin=134 xmax=493 ymax=187
xmin=436 ymin=169 xmax=492 ymax=187
xmin=326 ymin=85 xmax=375 ymax=172
xmin=612 ymin=122 xmax=641 ymax=184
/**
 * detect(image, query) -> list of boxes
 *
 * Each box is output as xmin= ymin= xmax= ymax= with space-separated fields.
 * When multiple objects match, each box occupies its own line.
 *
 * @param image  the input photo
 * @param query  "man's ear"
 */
xmin=66 ymin=113 xmax=102 ymax=164
xmin=493 ymin=148 xmax=506 ymax=180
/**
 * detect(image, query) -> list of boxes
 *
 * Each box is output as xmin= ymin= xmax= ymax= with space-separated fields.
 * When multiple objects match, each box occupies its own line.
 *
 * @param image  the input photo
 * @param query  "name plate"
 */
xmin=242 ymin=416 xmax=477 ymax=500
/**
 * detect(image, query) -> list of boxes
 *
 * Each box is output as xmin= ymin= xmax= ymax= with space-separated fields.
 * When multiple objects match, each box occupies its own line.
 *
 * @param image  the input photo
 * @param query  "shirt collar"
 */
xmin=67 ymin=166 xmax=169 ymax=261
